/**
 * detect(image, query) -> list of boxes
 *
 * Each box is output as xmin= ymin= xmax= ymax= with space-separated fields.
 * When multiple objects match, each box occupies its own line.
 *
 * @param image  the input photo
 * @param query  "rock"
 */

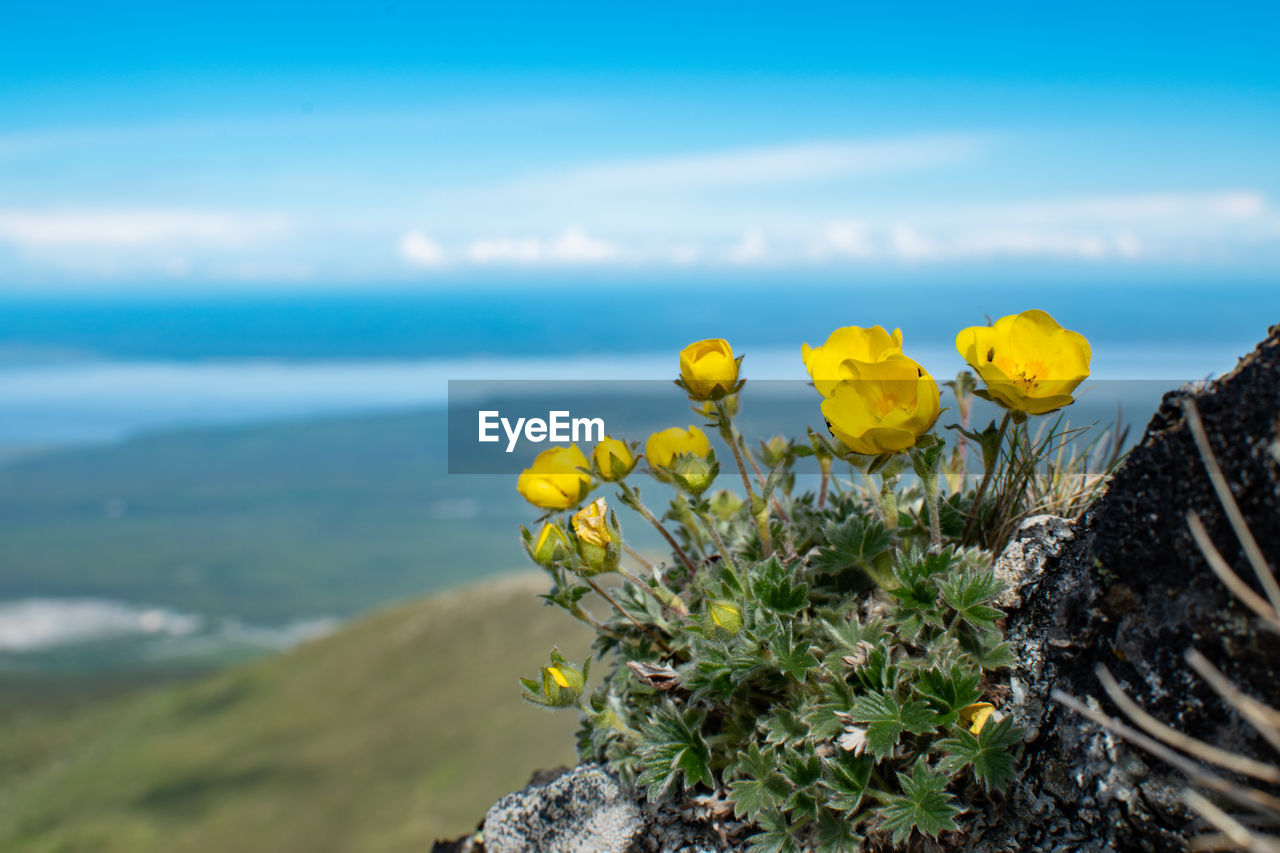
xmin=991 ymin=514 xmax=1075 ymax=609
xmin=963 ymin=325 xmax=1280 ymax=852
xmin=482 ymin=764 xmax=644 ymax=853
xmin=479 ymin=764 xmax=741 ymax=853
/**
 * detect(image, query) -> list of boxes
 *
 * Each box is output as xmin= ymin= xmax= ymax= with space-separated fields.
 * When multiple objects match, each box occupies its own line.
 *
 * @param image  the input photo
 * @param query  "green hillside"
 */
xmin=0 ymin=410 xmax=533 ymax=624
xmin=0 ymin=573 xmax=593 ymax=851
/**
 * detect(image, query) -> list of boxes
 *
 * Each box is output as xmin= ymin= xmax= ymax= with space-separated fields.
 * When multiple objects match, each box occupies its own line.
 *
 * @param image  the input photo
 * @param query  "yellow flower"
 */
xmin=516 ymin=445 xmax=592 ymax=509
xmin=592 ymin=436 xmax=636 ymax=481
xmin=571 ymin=498 xmax=613 ymax=548
xmin=679 ymin=338 xmax=740 ymax=401
xmin=821 ymin=355 xmax=941 ymax=455
xmin=802 ymin=325 xmax=904 ymax=397
xmin=956 ymin=309 xmax=1091 ymax=415
xmin=959 ymin=701 xmax=997 ymax=734
xmin=645 ymin=425 xmax=711 ymax=470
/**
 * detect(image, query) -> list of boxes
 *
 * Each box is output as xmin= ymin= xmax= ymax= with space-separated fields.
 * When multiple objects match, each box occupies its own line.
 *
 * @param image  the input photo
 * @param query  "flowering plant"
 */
xmin=514 ymin=317 xmax=1110 ymax=851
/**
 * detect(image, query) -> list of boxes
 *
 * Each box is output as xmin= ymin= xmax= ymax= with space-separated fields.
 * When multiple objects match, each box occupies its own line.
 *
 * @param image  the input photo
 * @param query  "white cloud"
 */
xmin=514 ymin=134 xmax=985 ymax=194
xmin=0 ymin=209 xmax=288 ymax=249
xmin=465 ymin=226 xmax=618 ymax=265
xmin=726 ymin=228 xmax=769 ymax=265
xmin=399 ymin=230 xmax=445 ymax=268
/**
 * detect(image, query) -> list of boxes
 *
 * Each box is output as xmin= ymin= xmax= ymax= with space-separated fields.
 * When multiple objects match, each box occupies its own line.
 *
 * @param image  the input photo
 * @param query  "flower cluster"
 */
xmin=513 ymin=310 xmax=1094 ymax=851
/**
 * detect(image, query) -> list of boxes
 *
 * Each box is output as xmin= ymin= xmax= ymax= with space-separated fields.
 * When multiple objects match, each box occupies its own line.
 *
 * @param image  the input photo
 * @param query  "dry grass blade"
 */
xmin=1184 ymin=649 xmax=1280 ymax=756
xmin=1051 ymin=689 xmax=1280 ymax=816
xmin=1182 ymin=398 xmax=1280 ymax=618
xmin=1095 ymin=665 xmax=1280 ymax=784
xmin=1188 ymin=512 xmax=1280 ymax=634
xmin=1184 ymin=790 xmax=1280 ymax=853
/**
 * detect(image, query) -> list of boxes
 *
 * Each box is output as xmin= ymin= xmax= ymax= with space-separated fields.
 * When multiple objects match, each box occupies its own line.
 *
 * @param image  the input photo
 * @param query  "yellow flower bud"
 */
xmin=759 ymin=436 xmax=789 ymax=467
xmin=516 ymin=445 xmax=592 ymax=510
xmin=571 ymin=497 xmax=613 ymax=548
xmin=709 ymin=489 xmax=743 ymax=520
xmin=522 ymin=649 xmax=589 ymax=708
xmin=679 ymin=338 xmax=740 ymax=401
xmin=956 ymin=309 xmax=1091 ymax=415
xmin=705 ymin=599 xmax=743 ymax=636
xmin=821 ymin=354 xmax=941 ymax=456
xmin=592 ymin=436 xmax=636 ymax=481
xmin=571 ymin=497 xmax=620 ymax=575
xmin=802 ymin=325 xmax=904 ymax=397
xmin=528 ymin=522 xmax=572 ymax=567
xmin=959 ymin=701 xmax=997 ymax=734
xmin=645 ymin=425 xmax=711 ymax=471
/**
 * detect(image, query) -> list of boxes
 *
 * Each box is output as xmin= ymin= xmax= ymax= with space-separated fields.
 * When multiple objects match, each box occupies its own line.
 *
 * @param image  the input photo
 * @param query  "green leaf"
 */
xmin=822 ymin=750 xmax=873 ymax=813
xmin=769 ymin=627 xmax=820 ymax=682
xmin=940 ymin=568 xmax=1005 ymax=632
xmin=811 ymin=516 xmax=893 ymax=575
xmin=763 ymin=706 xmax=810 ymax=749
xmin=914 ymin=664 xmax=983 ymax=728
xmin=812 ymin=809 xmax=863 ymax=853
xmin=750 ymin=556 xmax=810 ymax=614
xmin=850 ymin=690 xmax=938 ymax=759
xmin=635 ymin=701 xmax=713 ymax=798
xmin=876 ymin=757 xmax=960 ymax=844
xmin=802 ymin=679 xmax=857 ymax=740
xmin=745 ymin=813 xmax=803 ymax=853
xmin=938 ymin=715 xmax=1022 ymax=792
xmin=727 ymin=744 xmax=791 ymax=822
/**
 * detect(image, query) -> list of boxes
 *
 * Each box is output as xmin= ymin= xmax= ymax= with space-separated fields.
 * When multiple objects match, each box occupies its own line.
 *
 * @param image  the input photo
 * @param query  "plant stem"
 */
xmin=817 ymin=456 xmax=831 ymax=508
xmin=623 ymin=543 xmax=653 ymax=570
xmin=715 ymin=400 xmax=773 ymax=557
xmin=584 ymin=576 xmax=674 ymax=655
xmin=616 ymin=565 xmax=690 ymax=618
xmin=619 ymin=483 xmax=697 ymax=574
xmin=696 ymin=510 xmax=739 ymax=576
xmin=922 ymin=457 xmax=943 ymax=550
xmin=963 ymin=411 xmax=1011 ymax=543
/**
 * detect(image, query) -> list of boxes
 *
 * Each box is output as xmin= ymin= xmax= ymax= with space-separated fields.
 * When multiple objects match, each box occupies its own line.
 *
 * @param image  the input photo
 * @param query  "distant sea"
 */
xmin=0 ymin=280 xmax=1275 ymax=446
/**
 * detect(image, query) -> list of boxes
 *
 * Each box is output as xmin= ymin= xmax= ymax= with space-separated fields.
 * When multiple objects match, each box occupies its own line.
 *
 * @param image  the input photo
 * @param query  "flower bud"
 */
xmin=645 ymin=422 xmax=716 ymax=481
xmin=709 ymin=489 xmax=743 ymax=520
xmin=670 ymin=450 xmax=718 ymax=496
xmin=516 ymin=445 xmax=593 ymax=509
xmin=521 ymin=649 xmax=590 ymax=709
xmin=592 ymin=436 xmax=636 ymax=481
xmin=704 ymin=599 xmax=743 ymax=637
xmin=679 ymin=338 xmax=741 ymax=401
xmin=758 ymin=436 xmax=789 ymax=467
xmin=526 ymin=522 xmax=572 ymax=567
xmin=571 ymin=497 xmax=621 ymax=575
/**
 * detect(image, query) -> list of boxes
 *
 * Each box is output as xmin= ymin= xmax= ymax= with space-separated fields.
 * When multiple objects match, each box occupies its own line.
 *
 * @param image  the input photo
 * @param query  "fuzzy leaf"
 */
xmin=938 ymin=715 xmax=1022 ymax=792
xmin=876 ymin=758 xmax=960 ymax=844
xmin=940 ymin=568 xmax=1005 ymax=632
xmin=763 ymin=706 xmax=810 ymax=749
xmin=813 ymin=809 xmax=864 ymax=852
xmin=745 ymin=813 xmax=802 ymax=853
xmin=822 ymin=750 xmax=873 ymax=813
xmin=768 ymin=627 xmax=820 ymax=682
xmin=750 ymin=557 xmax=810 ymax=614
xmin=914 ymin=664 xmax=983 ymax=728
xmin=802 ymin=679 xmax=857 ymax=740
xmin=727 ymin=744 xmax=791 ymax=822
xmin=635 ymin=701 xmax=713 ymax=798
xmin=811 ymin=516 xmax=893 ymax=575
xmin=851 ymin=690 xmax=938 ymax=759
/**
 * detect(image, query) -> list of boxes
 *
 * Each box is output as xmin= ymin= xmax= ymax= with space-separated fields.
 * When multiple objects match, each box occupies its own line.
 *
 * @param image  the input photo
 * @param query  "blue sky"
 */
xmin=1 ymin=1 xmax=1278 ymax=289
